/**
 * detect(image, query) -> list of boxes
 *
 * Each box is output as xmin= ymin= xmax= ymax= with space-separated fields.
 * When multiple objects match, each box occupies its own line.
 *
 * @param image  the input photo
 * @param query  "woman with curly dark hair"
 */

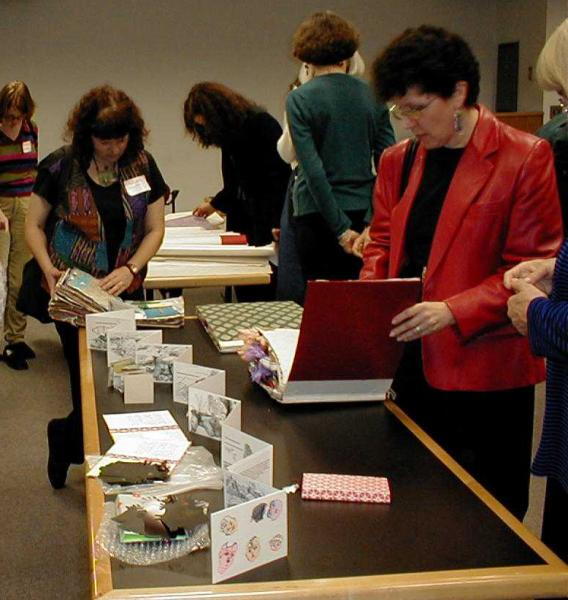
xmin=286 ymin=12 xmax=393 ymax=292
xmin=361 ymin=26 xmax=562 ymax=519
xmin=185 ymin=82 xmax=290 ymax=301
xmin=25 ymin=85 xmax=168 ymax=488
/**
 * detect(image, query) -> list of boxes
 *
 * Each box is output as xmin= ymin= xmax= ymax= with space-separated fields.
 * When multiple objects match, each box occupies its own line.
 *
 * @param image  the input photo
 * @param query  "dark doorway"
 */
xmin=496 ymin=41 xmax=519 ymax=112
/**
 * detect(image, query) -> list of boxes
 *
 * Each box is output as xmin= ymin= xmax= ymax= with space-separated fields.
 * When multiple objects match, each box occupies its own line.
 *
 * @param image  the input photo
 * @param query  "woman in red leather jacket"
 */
xmin=361 ymin=26 xmax=562 ymax=519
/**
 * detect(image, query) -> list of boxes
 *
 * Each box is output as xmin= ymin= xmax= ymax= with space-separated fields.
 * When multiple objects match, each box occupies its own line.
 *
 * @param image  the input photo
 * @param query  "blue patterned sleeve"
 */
xmin=528 ymin=296 xmax=568 ymax=362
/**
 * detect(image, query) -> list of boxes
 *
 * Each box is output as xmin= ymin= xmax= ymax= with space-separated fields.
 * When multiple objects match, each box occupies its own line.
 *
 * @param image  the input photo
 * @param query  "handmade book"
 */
xmin=196 ymin=300 xmax=303 ymax=353
xmin=210 ymin=427 xmax=284 ymax=584
xmin=85 ymin=309 xmax=136 ymax=351
xmin=187 ymin=389 xmax=241 ymax=441
xmin=301 ymin=473 xmax=391 ymax=504
xmin=241 ymin=279 xmax=421 ymax=404
xmin=172 ymin=362 xmax=226 ymax=404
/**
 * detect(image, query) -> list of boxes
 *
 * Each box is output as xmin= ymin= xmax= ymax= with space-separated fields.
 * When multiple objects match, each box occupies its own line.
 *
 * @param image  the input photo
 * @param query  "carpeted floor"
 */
xmin=0 ymin=287 xmax=226 ymax=599
xmin=0 ymin=285 xmax=547 ymax=599
xmin=1 ymin=318 xmax=89 ymax=600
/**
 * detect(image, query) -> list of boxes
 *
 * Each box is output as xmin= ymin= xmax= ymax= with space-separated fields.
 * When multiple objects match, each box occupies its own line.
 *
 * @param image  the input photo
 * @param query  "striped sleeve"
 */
xmin=528 ymin=297 xmax=568 ymax=362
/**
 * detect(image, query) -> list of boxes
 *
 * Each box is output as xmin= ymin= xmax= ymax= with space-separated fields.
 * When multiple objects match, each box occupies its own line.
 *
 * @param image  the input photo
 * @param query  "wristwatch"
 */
xmin=126 ymin=262 xmax=140 ymax=276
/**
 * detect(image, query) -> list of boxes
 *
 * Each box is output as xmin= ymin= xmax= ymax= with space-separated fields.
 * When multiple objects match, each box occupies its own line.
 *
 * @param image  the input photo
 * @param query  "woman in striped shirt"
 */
xmin=0 ymin=81 xmax=38 ymax=370
xmin=504 ymin=19 xmax=568 ymax=562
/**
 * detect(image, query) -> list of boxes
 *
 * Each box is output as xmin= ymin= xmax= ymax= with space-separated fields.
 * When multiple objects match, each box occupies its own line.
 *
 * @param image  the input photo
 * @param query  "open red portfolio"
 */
xmin=262 ymin=278 xmax=421 ymax=404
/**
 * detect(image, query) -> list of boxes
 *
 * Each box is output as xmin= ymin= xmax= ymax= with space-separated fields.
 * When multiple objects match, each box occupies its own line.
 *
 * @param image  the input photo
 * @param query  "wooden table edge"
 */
xmin=144 ymin=273 xmax=270 ymax=289
xmin=94 ymin=565 xmax=568 ymax=599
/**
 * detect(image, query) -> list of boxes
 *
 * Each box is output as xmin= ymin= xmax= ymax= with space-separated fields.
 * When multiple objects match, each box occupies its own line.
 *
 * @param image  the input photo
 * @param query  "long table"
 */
xmin=81 ymin=320 xmax=568 ymax=599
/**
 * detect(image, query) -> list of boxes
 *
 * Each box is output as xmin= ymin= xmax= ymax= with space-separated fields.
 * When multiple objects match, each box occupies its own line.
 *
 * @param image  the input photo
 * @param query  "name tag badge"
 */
xmin=22 ymin=141 xmax=33 ymax=153
xmin=124 ymin=175 xmax=151 ymax=196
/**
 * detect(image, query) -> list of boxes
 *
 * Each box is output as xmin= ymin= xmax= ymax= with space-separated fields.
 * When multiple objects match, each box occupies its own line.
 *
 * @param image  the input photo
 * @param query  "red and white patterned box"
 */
xmin=301 ymin=473 xmax=391 ymax=504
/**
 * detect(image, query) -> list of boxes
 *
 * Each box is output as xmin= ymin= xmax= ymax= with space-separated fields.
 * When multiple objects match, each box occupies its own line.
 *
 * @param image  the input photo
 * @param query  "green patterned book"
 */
xmin=195 ymin=301 xmax=303 ymax=353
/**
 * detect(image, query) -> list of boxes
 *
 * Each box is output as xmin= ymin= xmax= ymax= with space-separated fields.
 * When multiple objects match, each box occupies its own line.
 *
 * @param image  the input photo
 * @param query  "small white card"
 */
xmin=173 ymin=362 xmax=226 ymax=405
xmin=109 ymin=361 xmax=145 ymax=394
xmin=103 ymin=410 xmax=188 ymax=443
xmin=107 ymin=329 xmax=163 ymax=366
xmin=211 ymin=471 xmax=287 ymax=583
xmin=135 ymin=343 xmax=193 ymax=383
xmin=22 ymin=140 xmax=33 ymax=153
xmin=123 ymin=372 xmax=154 ymax=404
xmin=124 ymin=175 xmax=151 ymax=196
xmin=86 ymin=309 xmax=136 ymax=351
xmin=104 ymin=410 xmax=180 ymax=438
xmin=187 ymin=389 xmax=241 ymax=441
xmin=221 ymin=424 xmax=273 ymax=486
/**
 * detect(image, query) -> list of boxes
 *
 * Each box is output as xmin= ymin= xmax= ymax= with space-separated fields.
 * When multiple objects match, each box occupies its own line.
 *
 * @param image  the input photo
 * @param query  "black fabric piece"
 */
xmin=399 ymin=139 xmax=418 ymax=198
xmin=86 ymin=179 xmax=125 ymax=270
xmin=400 ymin=146 xmax=464 ymax=278
xmin=16 ymin=258 xmax=52 ymax=323
xmin=294 ymin=209 xmax=366 ymax=299
xmin=542 ymin=475 xmax=568 ymax=561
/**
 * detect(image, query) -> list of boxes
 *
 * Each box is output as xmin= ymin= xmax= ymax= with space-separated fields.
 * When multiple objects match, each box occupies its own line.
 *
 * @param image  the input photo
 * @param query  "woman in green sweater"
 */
xmin=286 ymin=11 xmax=394 ymax=294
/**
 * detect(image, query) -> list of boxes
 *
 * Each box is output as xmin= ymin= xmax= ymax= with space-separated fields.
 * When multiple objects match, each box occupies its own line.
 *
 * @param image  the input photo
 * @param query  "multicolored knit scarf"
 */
xmin=48 ymin=148 xmax=151 ymax=292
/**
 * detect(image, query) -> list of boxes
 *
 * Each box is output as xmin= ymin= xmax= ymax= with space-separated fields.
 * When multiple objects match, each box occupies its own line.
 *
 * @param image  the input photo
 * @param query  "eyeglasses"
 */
xmin=389 ymin=97 xmax=436 ymax=121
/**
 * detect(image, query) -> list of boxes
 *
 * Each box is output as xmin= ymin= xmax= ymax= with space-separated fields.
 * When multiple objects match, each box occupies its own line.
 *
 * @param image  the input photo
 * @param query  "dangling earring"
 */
xmin=454 ymin=110 xmax=463 ymax=133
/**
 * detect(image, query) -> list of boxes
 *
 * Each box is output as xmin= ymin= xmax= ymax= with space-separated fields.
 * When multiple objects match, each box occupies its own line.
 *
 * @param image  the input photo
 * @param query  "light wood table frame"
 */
xmin=144 ymin=271 xmax=270 ymax=290
xmin=80 ymin=329 xmax=568 ymax=600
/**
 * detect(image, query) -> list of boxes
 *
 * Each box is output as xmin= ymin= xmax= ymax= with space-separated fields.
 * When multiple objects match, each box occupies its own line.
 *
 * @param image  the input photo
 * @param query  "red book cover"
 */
xmin=288 ymin=279 xmax=421 ymax=382
xmin=221 ymin=234 xmax=248 ymax=245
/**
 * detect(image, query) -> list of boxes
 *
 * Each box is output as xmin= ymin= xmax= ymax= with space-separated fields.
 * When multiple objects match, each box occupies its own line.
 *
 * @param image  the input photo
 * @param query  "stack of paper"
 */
xmin=49 ymin=268 xmax=116 ymax=325
xmin=148 ymin=211 xmax=275 ymax=281
xmin=165 ymin=213 xmax=224 ymax=229
xmin=49 ymin=267 xmax=184 ymax=327
xmin=127 ymin=298 xmax=185 ymax=328
xmin=156 ymin=227 xmax=274 ymax=258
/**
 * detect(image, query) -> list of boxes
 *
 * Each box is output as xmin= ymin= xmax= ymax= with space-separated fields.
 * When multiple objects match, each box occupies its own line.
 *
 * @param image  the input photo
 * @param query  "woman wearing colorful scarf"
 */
xmin=26 ymin=85 xmax=168 ymax=489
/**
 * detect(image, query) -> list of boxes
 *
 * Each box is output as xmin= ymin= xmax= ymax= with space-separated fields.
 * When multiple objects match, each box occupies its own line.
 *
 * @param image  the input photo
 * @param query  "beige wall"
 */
xmin=0 ymin=0 xmax=545 ymax=210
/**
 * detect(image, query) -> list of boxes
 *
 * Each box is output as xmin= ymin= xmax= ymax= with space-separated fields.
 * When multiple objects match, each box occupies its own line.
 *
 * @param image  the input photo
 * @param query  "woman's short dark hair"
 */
xmin=183 ymin=82 xmax=258 ymax=148
xmin=292 ymin=11 xmax=359 ymax=66
xmin=65 ymin=85 xmax=148 ymax=167
xmin=0 ymin=81 xmax=35 ymax=119
xmin=372 ymin=25 xmax=480 ymax=106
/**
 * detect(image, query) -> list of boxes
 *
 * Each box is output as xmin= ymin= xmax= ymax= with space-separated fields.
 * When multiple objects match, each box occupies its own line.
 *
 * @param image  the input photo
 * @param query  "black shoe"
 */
xmin=47 ymin=419 xmax=70 ymax=489
xmin=12 ymin=341 xmax=36 ymax=359
xmin=2 ymin=344 xmax=29 ymax=370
